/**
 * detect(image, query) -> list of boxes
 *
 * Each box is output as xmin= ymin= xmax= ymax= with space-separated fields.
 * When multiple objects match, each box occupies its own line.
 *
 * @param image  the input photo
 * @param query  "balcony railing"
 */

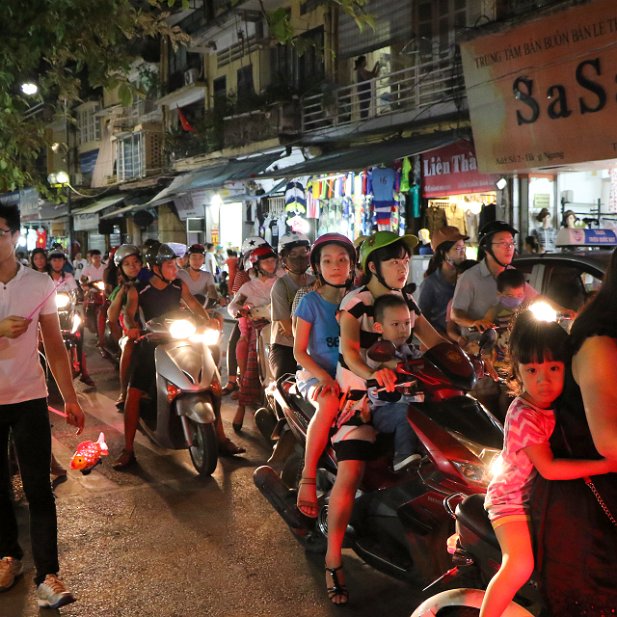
xmin=301 ymin=50 xmax=465 ymax=134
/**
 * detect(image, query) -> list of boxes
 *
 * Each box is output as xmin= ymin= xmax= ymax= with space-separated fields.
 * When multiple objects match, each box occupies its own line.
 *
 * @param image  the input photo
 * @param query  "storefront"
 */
xmin=460 ymin=0 xmax=617 ymax=248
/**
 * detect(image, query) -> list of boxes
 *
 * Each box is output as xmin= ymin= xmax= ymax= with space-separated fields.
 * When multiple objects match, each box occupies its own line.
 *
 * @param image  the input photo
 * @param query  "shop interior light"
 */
xmin=496 ymin=177 xmax=507 ymax=190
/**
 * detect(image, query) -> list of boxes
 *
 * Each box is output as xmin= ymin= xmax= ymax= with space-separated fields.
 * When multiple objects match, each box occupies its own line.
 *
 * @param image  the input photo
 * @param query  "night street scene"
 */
xmin=1 ymin=1 xmax=616 ymax=616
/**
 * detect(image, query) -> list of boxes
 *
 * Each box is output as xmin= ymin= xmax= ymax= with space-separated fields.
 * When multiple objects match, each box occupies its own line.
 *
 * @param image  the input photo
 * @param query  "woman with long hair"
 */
xmin=531 ymin=248 xmax=617 ymax=615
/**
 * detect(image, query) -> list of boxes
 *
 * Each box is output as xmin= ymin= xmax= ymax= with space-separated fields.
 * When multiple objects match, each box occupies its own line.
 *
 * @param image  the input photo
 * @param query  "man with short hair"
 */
xmin=0 ymin=204 xmax=85 ymax=609
xmin=451 ymin=221 xmax=538 ymax=332
xmin=203 ymin=243 xmax=217 ymax=278
xmin=80 ymin=249 xmax=105 ymax=284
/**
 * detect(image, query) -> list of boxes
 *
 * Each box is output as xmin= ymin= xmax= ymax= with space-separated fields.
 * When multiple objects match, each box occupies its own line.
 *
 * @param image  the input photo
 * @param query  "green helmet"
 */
xmin=359 ymin=231 xmax=418 ymax=271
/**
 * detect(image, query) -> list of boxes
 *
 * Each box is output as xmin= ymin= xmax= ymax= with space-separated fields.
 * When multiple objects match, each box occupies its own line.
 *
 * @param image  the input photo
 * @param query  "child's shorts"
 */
xmin=331 ymin=424 xmax=376 ymax=462
xmin=486 ymin=501 xmax=530 ymax=529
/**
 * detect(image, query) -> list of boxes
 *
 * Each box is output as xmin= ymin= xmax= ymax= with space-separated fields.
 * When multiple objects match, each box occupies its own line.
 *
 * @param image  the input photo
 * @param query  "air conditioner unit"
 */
xmin=184 ymin=68 xmax=200 ymax=86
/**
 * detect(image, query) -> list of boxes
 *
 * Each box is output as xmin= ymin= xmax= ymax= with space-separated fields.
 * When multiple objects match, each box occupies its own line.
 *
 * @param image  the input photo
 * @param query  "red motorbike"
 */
xmin=254 ymin=338 xmax=504 ymax=586
xmin=82 ymin=280 xmax=107 ymax=347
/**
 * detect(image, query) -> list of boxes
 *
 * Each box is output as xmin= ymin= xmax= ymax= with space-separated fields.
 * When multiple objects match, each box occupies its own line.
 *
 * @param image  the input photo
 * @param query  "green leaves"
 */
xmin=0 ymin=0 xmax=188 ymax=192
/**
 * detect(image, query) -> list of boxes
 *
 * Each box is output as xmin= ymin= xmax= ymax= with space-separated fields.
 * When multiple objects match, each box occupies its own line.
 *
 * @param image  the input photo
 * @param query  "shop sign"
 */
xmin=173 ymin=190 xmax=207 ymax=221
xmin=73 ymin=212 xmax=99 ymax=231
xmin=50 ymin=220 xmax=67 ymax=236
xmin=556 ymin=227 xmax=617 ymax=247
xmin=460 ymin=0 xmax=617 ymax=173
xmin=421 ymin=141 xmax=498 ymax=197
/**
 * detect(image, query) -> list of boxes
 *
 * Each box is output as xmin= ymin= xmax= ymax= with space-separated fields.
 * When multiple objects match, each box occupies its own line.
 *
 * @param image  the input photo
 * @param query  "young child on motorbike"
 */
xmin=294 ymin=233 xmax=355 ymax=520
xmin=365 ymin=294 xmax=423 ymax=471
xmin=480 ymin=309 xmax=617 ymax=617
xmin=106 ymin=244 xmax=143 ymax=409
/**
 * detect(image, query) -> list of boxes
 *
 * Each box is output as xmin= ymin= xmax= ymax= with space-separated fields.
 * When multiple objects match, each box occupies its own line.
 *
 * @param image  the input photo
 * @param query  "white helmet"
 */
xmin=241 ymin=236 xmax=269 ymax=255
xmin=278 ymin=232 xmax=310 ymax=255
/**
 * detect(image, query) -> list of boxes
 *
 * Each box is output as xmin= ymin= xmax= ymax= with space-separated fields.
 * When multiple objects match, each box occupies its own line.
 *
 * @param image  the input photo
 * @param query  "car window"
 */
xmin=544 ymin=264 xmax=601 ymax=311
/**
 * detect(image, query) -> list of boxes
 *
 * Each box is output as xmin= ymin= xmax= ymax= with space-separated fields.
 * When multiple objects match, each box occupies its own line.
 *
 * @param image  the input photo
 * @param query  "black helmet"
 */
xmin=114 ymin=244 xmax=141 ymax=267
xmin=478 ymin=221 xmax=518 ymax=247
xmin=144 ymin=242 xmax=176 ymax=268
xmin=143 ymin=241 xmax=162 ymax=267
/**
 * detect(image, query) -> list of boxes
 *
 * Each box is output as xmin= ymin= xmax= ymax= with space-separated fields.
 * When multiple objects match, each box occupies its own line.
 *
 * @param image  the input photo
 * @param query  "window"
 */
xmin=270 ymin=27 xmax=324 ymax=93
xmin=544 ymin=264 xmax=600 ymax=311
xmin=77 ymin=104 xmax=101 ymax=144
xmin=237 ymin=65 xmax=254 ymax=99
xmin=117 ymin=133 xmax=144 ymax=181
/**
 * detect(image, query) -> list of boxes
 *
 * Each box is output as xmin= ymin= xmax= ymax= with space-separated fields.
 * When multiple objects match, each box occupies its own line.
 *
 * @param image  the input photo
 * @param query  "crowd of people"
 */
xmin=0 ymin=200 xmax=615 ymax=614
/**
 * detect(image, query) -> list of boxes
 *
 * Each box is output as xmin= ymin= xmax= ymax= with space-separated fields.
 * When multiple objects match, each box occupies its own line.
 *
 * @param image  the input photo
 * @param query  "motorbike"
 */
xmin=137 ymin=311 xmax=223 ymax=476
xmin=254 ymin=338 xmax=505 ymax=586
xmin=82 ymin=280 xmax=107 ymax=345
xmin=410 ymin=493 xmax=540 ymax=616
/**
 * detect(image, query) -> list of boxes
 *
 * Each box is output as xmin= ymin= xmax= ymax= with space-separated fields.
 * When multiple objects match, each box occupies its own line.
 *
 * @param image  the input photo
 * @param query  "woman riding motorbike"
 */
xmin=48 ymin=249 xmax=94 ymax=386
xmin=325 ymin=231 xmax=445 ymax=605
xmin=227 ymin=245 xmax=279 ymax=433
xmin=113 ymin=242 xmax=243 ymax=469
xmin=176 ymin=243 xmax=219 ymax=307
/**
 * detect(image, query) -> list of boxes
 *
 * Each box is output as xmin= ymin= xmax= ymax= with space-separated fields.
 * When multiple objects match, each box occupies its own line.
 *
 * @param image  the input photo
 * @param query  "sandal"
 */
xmin=221 ymin=382 xmax=239 ymax=396
xmin=297 ymin=477 xmax=318 ymax=518
xmin=325 ymin=565 xmax=349 ymax=606
xmin=218 ymin=438 xmax=246 ymax=457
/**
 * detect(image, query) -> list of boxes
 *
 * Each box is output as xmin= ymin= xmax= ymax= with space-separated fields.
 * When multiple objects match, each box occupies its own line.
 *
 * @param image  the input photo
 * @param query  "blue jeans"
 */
xmin=0 ymin=398 xmax=58 ymax=584
xmin=372 ymin=402 xmax=418 ymax=460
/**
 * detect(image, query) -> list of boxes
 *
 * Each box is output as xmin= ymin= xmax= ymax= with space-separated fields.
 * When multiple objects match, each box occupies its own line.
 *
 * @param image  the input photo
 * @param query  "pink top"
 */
xmin=485 ymin=396 xmax=555 ymax=512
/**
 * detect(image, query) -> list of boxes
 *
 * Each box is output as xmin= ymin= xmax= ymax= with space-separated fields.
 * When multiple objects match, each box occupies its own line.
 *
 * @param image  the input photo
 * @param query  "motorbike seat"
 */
xmin=456 ymin=493 xmax=500 ymax=550
xmin=287 ymin=383 xmax=316 ymax=420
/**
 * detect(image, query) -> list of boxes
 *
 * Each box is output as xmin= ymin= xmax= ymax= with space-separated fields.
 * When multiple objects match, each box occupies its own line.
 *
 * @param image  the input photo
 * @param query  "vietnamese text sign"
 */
xmin=421 ymin=140 xmax=498 ymax=197
xmin=460 ymin=0 xmax=617 ymax=173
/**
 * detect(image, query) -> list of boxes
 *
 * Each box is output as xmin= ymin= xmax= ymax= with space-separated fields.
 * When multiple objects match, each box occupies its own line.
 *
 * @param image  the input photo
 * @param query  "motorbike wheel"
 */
xmin=281 ymin=450 xmax=304 ymax=489
xmin=187 ymin=419 xmax=218 ymax=477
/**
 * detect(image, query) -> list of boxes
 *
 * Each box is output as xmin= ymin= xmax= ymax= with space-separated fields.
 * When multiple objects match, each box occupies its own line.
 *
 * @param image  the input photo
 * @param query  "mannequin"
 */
xmin=562 ymin=209 xmax=579 ymax=229
xmin=532 ymin=207 xmax=556 ymax=252
xmin=417 ymin=228 xmax=433 ymax=255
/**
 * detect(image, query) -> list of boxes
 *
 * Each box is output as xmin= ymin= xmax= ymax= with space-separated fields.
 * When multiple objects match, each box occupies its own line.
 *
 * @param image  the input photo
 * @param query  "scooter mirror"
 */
xmin=367 ymin=340 xmax=397 ymax=363
xmin=478 ymin=328 xmax=498 ymax=353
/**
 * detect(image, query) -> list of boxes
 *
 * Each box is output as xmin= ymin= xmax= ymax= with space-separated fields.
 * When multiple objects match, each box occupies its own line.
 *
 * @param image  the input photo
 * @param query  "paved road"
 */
xmin=4 ymin=323 xmax=425 ymax=617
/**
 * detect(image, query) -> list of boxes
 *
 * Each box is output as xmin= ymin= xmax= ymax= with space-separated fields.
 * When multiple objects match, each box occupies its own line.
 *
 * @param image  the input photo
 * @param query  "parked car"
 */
xmin=513 ymin=227 xmax=616 ymax=311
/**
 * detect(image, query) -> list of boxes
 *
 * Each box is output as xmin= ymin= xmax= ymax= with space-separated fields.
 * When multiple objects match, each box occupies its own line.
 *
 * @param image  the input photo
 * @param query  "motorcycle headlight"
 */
xmin=202 ymin=328 xmax=220 ymax=346
xmin=93 ymin=281 xmax=106 ymax=291
xmin=71 ymin=313 xmax=82 ymax=334
xmin=451 ymin=460 xmax=488 ymax=485
xmin=56 ymin=294 xmax=71 ymax=309
xmin=169 ymin=319 xmax=196 ymax=339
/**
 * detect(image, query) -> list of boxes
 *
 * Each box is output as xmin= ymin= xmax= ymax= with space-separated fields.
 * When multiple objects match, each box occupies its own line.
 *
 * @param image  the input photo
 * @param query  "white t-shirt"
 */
xmin=81 ymin=263 xmax=106 ymax=282
xmin=0 ymin=265 xmax=57 ymax=404
xmin=51 ymin=272 xmax=78 ymax=293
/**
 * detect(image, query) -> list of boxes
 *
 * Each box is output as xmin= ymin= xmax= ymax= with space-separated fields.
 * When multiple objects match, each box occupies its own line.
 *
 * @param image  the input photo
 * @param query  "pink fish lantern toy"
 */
xmin=70 ymin=432 xmax=109 ymax=475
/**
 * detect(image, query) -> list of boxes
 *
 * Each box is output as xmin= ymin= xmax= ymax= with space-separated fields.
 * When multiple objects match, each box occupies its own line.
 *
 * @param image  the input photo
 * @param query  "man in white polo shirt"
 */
xmin=80 ymin=249 xmax=105 ymax=284
xmin=0 ymin=204 xmax=85 ymax=609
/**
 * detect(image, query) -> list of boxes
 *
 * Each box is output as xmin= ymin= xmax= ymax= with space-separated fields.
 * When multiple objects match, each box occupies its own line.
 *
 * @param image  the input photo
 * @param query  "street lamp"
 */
xmin=48 ymin=171 xmax=73 ymax=257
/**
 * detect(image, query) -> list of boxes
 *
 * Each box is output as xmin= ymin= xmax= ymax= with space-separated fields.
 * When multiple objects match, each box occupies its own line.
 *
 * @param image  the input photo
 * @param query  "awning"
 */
xmin=262 ymin=131 xmax=461 ymax=178
xmin=71 ymin=195 xmax=126 ymax=216
xmin=146 ymin=151 xmax=283 ymax=207
xmin=72 ymin=195 xmax=126 ymax=232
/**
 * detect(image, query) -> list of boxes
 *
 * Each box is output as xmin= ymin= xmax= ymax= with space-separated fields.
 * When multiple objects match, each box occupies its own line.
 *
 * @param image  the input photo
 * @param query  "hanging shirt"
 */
xmin=371 ymin=167 xmax=396 ymax=203
xmin=399 ymin=157 xmax=412 ymax=193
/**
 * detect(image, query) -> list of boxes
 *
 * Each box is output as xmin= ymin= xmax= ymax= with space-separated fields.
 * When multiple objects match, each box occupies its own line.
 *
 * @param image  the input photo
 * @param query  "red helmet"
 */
xmin=248 ymin=245 xmax=277 ymax=266
xmin=187 ymin=243 xmax=205 ymax=255
xmin=309 ymin=233 xmax=356 ymax=272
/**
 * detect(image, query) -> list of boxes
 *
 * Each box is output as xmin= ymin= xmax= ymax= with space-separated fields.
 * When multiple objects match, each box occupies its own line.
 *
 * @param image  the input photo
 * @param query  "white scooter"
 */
xmin=138 ymin=311 xmax=222 ymax=476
